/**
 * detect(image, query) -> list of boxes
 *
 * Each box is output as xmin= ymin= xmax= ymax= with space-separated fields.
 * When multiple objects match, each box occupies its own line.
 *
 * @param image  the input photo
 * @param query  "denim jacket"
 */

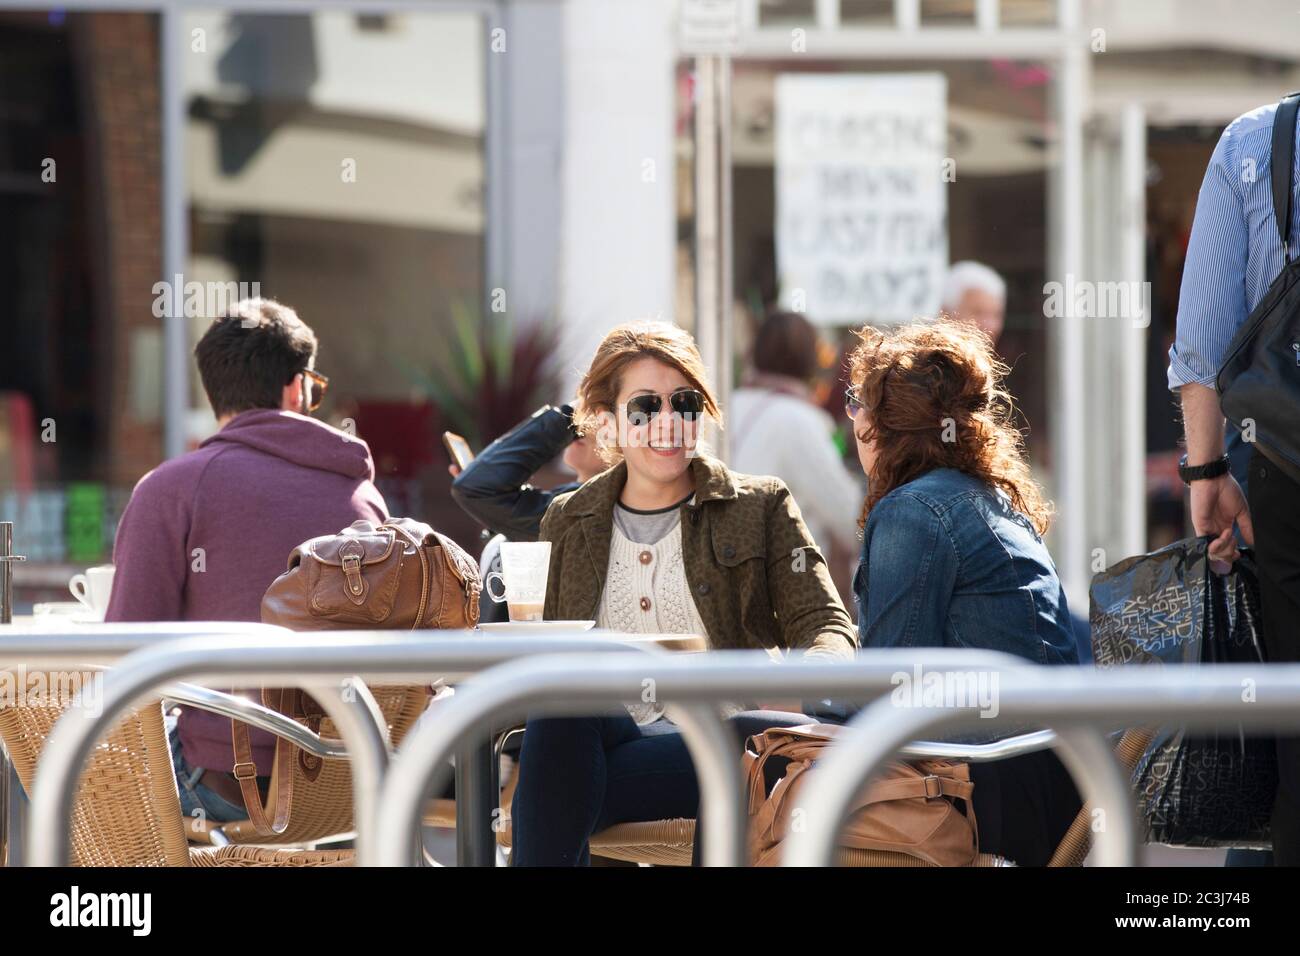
xmin=854 ymin=468 xmax=1077 ymax=666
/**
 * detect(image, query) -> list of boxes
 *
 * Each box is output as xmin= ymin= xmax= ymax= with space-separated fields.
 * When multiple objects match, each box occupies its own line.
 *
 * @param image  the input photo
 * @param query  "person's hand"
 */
xmin=1189 ymin=473 xmax=1254 ymax=566
xmin=447 ymin=464 xmax=461 ymax=478
xmin=755 ymin=700 xmax=804 ymax=714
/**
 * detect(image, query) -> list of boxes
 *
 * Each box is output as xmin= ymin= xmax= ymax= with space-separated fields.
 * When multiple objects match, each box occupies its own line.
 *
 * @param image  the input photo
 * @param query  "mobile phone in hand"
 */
xmin=442 ymin=431 xmax=475 ymax=471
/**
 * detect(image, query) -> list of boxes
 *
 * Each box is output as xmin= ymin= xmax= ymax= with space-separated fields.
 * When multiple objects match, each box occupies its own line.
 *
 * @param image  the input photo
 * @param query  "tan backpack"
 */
xmin=744 ymin=723 xmax=979 ymax=867
xmin=232 ymin=518 xmax=480 ymax=835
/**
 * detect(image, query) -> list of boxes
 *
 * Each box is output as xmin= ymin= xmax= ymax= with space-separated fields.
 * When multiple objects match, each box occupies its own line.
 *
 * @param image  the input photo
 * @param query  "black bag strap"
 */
xmin=1271 ymin=92 xmax=1300 ymax=262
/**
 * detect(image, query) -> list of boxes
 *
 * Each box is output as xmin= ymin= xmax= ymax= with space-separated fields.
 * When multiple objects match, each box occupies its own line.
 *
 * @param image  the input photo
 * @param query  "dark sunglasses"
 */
xmin=844 ymin=385 xmax=865 ymax=419
xmin=625 ymin=389 xmax=706 ymax=425
xmin=302 ymin=368 xmax=329 ymax=412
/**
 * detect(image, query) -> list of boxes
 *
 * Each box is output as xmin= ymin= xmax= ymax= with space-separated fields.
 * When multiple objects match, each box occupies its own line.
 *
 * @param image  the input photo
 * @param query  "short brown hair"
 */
xmin=848 ymin=319 xmax=1052 ymax=535
xmin=574 ymin=321 xmax=722 ymax=462
xmin=753 ymin=311 xmax=819 ymax=382
xmin=195 ymin=298 xmax=316 ymax=418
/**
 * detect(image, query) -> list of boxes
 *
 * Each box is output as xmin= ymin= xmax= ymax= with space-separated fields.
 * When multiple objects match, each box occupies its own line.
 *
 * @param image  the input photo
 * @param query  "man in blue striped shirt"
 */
xmin=1170 ymin=97 xmax=1300 ymax=865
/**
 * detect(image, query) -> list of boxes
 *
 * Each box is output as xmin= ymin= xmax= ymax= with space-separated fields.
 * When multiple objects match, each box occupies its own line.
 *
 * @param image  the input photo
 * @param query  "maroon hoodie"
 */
xmin=105 ymin=409 xmax=388 ymax=773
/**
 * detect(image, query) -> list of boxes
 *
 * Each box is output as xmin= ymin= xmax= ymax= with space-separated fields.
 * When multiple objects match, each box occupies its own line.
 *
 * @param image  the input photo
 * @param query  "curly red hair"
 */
xmin=848 ymin=320 xmax=1053 ymax=535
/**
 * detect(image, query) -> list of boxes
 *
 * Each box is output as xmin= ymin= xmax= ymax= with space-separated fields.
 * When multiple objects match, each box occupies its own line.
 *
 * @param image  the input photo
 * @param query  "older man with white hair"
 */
xmin=942 ymin=260 xmax=1006 ymax=345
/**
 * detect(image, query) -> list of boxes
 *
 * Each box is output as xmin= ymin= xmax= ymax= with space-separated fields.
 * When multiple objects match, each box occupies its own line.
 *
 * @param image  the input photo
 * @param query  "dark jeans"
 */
xmin=510 ymin=710 xmax=810 ymax=866
xmin=167 ymin=722 xmax=253 ymax=825
xmin=510 ymin=709 xmax=1081 ymax=866
xmin=1246 ymin=448 xmax=1300 ymax=866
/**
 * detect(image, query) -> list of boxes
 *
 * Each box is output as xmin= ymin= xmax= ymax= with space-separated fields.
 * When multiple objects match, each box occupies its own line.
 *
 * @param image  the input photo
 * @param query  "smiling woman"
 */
xmin=508 ymin=320 xmax=857 ymax=867
xmin=570 ymin=321 xmax=725 ymax=512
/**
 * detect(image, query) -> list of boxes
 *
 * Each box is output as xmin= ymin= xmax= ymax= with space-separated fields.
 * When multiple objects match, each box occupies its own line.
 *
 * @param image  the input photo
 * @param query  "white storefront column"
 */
xmin=1119 ymin=103 xmax=1148 ymax=562
xmin=496 ymin=0 xmax=565 ymax=328
xmin=1050 ymin=0 xmax=1091 ymax=612
xmin=557 ymin=0 xmax=678 ymax=393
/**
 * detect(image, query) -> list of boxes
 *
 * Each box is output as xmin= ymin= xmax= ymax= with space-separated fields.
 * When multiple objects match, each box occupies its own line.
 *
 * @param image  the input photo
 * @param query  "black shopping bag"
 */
xmin=1090 ymin=536 xmax=1276 ymax=848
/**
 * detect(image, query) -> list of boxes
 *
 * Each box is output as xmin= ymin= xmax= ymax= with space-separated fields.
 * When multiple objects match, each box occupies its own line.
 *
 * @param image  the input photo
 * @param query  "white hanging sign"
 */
xmin=678 ymin=0 xmax=740 ymax=55
xmin=776 ymin=73 xmax=949 ymax=325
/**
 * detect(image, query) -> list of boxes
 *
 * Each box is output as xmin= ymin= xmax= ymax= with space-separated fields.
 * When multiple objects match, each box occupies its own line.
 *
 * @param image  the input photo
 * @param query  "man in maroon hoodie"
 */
xmin=105 ymin=298 xmax=388 ymax=822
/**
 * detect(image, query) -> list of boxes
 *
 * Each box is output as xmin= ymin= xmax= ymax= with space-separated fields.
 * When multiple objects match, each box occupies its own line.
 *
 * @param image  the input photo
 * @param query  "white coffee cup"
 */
xmin=69 ymin=564 xmax=115 ymax=619
xmin=484 ymin=542 xmax=551 ymax=622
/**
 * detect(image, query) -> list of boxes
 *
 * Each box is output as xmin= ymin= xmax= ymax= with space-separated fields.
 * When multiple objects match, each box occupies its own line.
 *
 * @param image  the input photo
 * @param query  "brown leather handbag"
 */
xmin=262 ymin=517 xmax=481 ymax=632
xmin=744 ymin=723 xmax=979 ymax=867
xmin=232 ymin=518 xmax=481 ymax=835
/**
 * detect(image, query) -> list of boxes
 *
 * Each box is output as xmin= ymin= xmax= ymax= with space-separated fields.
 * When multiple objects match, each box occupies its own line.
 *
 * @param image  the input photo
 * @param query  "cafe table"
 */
xmin=0 ymin=620 xmax=706 ymax=867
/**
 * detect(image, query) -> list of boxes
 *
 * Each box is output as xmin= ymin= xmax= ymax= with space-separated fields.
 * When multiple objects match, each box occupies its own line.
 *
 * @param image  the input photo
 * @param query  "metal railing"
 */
xmin=783 ymin=663 xmax=1300 ymax=866
xmin=14 ymin=627 xmax=1300 ymax=868
xmin=20 ymin=630 xmax=652 ymax=866
xmin=19 ymin=631 xmax=1033 ymax=866
xmin=372 ymin=652 xmax=1300 ymax=867
xmin=370 ymin=648 xmax=1054 ymax=866
xmin=0 ymin=622 xmax=294 ymax=867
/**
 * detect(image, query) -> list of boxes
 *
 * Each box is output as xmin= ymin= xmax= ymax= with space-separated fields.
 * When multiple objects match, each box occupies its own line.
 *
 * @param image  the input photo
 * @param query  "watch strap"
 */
xmin=1179 ymin=454 xmax=1231 ymax=484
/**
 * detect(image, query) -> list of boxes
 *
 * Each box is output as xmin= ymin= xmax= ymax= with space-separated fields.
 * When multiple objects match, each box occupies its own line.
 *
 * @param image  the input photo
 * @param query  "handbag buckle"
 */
xmin=340 ymin=548 xmax=366 ymax=600
xmin=922 ymin=775 xmax=943 ymax=799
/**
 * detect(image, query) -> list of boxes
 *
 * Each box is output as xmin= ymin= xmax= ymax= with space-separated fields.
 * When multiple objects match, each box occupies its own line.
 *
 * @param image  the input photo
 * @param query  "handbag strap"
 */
xmin=230 ymin=688 xmax=295 ymax=836
xmin=862 ymin=772 xmax=974 ymax=805
xmin=1271 ymin=92 xmax=1300 ymax=262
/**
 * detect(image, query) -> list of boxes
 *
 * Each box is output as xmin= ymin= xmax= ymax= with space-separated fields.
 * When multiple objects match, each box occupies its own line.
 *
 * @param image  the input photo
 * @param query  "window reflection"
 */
xmin=184 ymin=10 xmax=486 ymax=521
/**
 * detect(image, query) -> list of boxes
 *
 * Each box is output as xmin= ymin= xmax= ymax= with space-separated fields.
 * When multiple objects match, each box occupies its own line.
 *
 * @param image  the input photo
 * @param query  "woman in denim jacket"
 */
xmin=845 ymin=320 xmax=1081 ymax=865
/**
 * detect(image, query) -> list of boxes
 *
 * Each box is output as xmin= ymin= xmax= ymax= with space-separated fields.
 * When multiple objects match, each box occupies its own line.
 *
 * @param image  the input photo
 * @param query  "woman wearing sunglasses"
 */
xmin=510 ymin=321 xmax=857 ymax=866
xmin=845 ymin=320 xmax=1080 ymax=865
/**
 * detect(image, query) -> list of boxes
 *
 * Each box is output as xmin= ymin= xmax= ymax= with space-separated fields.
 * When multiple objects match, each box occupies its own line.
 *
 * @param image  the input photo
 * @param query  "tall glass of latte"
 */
xmin=484 ymin=541 xmax=551 ymax=622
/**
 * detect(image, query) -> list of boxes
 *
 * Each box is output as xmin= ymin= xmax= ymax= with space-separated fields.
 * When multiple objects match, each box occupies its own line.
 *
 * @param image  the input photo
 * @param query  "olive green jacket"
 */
xmin=539 ymin=453 xmax=857 ymax=659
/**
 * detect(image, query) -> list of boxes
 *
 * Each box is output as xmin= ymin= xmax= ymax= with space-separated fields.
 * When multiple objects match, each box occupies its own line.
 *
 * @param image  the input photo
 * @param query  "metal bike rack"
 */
xmin=779 ymin=662 xmax=1300 ymax=866
xmin=373 ymin=648 xmax=1037 ymax=867
xmin=24 ymin=628 xmax=1300 ymax=868
xmin=375 ymin=652 xmax=1300 ymax=868
xmin=22 ymin=630 xmax=650 ymax=867
xmin=0 ymin=622 xmax=293 ymax=867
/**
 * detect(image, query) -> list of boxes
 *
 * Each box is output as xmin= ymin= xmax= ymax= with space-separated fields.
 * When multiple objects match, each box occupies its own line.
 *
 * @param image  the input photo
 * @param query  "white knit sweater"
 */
xmin=597 ymin=522 xmax=708 ymax=638
xmin=598 ymin=522 xmax=709 ymax=724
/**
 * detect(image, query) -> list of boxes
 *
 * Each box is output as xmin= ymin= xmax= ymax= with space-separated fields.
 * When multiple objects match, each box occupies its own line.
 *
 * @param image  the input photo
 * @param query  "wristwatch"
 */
xmin=1178 ymin=453 xmax=1231 ymax=484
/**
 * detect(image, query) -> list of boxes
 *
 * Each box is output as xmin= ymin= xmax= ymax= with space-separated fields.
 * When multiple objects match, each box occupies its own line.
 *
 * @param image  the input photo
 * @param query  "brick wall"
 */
xmin=78 ymin=12 xmax=164 ymax=487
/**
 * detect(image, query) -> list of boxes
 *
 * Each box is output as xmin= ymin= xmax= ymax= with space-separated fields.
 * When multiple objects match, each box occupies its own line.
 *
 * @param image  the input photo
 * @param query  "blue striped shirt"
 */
xmin=1168 ymin=101 xmax=1300 ymax=390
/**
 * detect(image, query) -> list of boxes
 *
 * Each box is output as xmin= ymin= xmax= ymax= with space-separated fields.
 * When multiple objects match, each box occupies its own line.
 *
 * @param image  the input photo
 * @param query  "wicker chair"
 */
xmin=1047 ymin=727 xmax=1154 ymax=867
xmin=185 ymin=683 xmax=432 ymax=847
xmin=0 ymin=669 xmax=350 ymax=866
